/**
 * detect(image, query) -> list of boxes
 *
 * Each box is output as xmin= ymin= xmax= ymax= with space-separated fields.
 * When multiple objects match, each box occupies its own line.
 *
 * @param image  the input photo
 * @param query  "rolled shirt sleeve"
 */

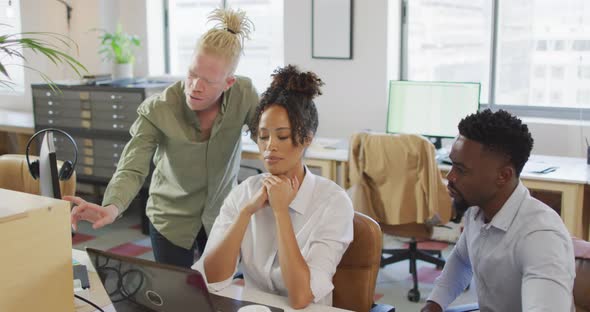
xmin=192 ymin=185 xmax=243 ymax=292
xmin=304 ymin=193 xmax=354 ymax=303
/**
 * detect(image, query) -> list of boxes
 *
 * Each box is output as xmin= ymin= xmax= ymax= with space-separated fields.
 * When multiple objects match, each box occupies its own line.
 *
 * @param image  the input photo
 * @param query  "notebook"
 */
xmin=85 ymin=248 xmax=283 ymax=312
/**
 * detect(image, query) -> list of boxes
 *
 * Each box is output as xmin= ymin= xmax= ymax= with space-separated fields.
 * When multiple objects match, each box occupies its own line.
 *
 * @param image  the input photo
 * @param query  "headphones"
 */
xmin=25 ymin=128 xmax=78 ymax=181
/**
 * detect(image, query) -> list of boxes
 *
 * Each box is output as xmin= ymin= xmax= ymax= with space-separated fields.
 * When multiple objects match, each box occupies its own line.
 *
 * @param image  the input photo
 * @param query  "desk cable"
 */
xmin=74 ymin=294 xmax=105 ymax=312
xmin=94 ymin=255 xmax=146 ymax=307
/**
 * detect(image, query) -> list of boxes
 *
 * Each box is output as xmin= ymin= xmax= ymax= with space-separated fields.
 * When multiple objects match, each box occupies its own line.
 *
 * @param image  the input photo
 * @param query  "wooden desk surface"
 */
xmin=72 ymin=249 xmax=114 ymax=312
xmin=72 ymin=249 xmax=350 ymax=312
xmin=215 ymin=284 xmax=351 ymax=311
xmin=439 ymin=154 xmax=589 ymax=185
xmin=0 ymin=109 xmax=34 ymax=134
xmin=241 ymin=136 xmax=348 ymax=162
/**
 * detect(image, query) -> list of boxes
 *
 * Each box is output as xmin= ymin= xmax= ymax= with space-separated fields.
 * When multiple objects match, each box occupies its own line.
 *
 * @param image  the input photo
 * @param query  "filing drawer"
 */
xmin=35 ymin=116 xmax=87 ymax=128
xmin=91 ymin=110 xmax=136 ymax=122
xmin=55 ymin=137 xmax=127 ymax=156
xmin=34 ymin=99 xmax=83 ymax=109
xmin=93 ymin=149 xmax=123 ymax=159
xmin=78 ymin=165 xmax=117 ymax=179
xmin=91 ymin=119 xmax=133 ymax=131
xmin=32 ymin=89 xmax=85 ymax=100
xmin=91 ymin=101 xmax=138 ymax=113
xmin=90 ymin=91 xmax=142 ymax=103
xmin=93 ymin=139 xmax=127 ymax=151
xmin=93 ymin=157 xmax=120 ymax=169
xmin=35 ymin=107 xmax=85 ymax=118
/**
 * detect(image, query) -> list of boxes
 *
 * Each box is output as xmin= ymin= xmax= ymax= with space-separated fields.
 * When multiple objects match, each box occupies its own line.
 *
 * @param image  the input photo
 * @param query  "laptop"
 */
xmin=86 ymin=248 xmax=283 ymax=312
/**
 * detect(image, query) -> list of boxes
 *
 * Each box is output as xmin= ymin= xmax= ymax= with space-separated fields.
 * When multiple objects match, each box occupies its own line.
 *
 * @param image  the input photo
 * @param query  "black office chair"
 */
xmin=238 ymin=164 xmax=263 ymax=184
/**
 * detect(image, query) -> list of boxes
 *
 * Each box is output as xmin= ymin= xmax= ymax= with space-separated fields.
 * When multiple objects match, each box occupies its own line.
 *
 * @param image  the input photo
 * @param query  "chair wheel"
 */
xmin=408 ymin=288 xmax=420 ymax=302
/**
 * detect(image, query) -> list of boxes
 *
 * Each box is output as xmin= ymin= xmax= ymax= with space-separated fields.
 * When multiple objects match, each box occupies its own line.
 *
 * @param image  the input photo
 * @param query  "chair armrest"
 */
xmin=445 ymin=303 xmax=479 ymax=312
xmin=371 ymin=303 xmax=396 ymax=312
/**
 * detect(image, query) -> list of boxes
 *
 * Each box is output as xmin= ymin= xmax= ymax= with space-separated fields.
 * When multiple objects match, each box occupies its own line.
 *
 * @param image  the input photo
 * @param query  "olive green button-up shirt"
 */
xmin=102 ymin=77 xmax=259 ymax=249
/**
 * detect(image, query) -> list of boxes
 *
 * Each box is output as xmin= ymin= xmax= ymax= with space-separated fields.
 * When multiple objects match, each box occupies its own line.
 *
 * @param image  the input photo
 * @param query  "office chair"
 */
xmin=573 ymin=237 xmax=590 ymax=312
xmin=0 ymin=154 xmax=76 ymax=196
xmin=448 ymin=237 xmax=590 ymax=312
xmin=333 ymin=212 xmax=395 ymax=312
xmin=238 ymin=164 xmax=263 ymax=184
xmin=349 ymin=132 xmax=453 ymax=302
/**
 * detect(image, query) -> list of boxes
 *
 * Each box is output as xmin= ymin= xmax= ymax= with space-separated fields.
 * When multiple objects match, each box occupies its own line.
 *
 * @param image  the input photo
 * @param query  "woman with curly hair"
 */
xmin=194 ymin=65 xmax=354 ymax=309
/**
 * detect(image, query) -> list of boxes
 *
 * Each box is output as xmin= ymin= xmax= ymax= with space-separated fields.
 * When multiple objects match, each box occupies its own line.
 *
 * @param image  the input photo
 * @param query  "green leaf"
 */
xmin=0 ymin=26 xmax=88 ymax=92
xmin=0 ymin=63 xmax=10 ymax=78
xmin=95 ymin=23 xmax=140 ymax=64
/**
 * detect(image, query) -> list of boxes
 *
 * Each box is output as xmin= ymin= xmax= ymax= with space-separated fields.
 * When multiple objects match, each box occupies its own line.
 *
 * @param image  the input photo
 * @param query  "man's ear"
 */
xmin=496 ymin=165 xmax=515 ymax=186
xmin=224 ymin=75 xmax=236 ymax=91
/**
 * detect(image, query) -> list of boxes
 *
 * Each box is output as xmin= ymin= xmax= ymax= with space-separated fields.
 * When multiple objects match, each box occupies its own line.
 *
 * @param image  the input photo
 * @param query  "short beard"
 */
xmin=451 ymin=198 xmax=470 ymax=223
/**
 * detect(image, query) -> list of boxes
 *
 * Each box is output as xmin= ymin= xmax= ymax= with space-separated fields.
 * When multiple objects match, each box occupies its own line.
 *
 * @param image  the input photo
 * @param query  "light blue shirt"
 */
xmin=429 ymin=182 xmax=575 ymax=311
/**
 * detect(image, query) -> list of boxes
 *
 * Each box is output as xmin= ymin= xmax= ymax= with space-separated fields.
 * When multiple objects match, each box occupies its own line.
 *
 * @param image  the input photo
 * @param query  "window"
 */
xmin=164 ymin=0 xmax=283 ymax=93
xmin=533 ymin=65 xmax=546 ymax=78
xmin=554 ymin=40 xmax=565 ymax=51
xmin=403 ymin=0 xmax=492 ymax=103
xmin=578 ymin=90 xmax=590 ymax=106
xmin=401 ymin=0 xmax=590 ymax=115
xmin=533 ymin=89 xmax=545 ymax=104
xmin=551 ymin=66 xmax=564 ymax=79
xmin=579 ymin=66 xmax=590 ymax=79
xmin=0 ymin=0 xmax=24 ymax=95
xmin=550 ymin=91 xmax=563 ymax=106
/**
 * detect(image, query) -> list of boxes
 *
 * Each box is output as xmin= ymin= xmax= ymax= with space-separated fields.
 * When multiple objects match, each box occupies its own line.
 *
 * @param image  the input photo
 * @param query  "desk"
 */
xmin=72 ymin=249 xmax=115 ymax=312
xmin=241 ymin=137 xmax=589 ymax=240
xmin=0 ymin=109 xmax=34 ymax=154
xmin=434 ymin=155 xmax=589 ymax=240
xmin=72 ymin=249 xmax=350 ymax=312
xmin=241 ymin=136 xmax=349 ymax=188
xmin=216 ymin=285 xmax=350 ymax=312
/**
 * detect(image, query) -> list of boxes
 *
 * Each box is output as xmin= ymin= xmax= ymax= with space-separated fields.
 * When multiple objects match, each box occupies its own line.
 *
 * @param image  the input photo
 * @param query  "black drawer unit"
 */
xmin=32 ymin=82 xmax=170 ymax=233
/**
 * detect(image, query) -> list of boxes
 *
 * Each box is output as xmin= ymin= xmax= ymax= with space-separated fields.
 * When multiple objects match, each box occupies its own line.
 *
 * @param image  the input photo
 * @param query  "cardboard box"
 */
xmin=0 ymin=188 xmax=74 ymax=312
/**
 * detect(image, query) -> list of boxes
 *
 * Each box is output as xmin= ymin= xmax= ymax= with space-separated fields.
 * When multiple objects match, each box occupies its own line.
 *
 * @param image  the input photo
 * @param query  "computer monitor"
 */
xmin=386 ymin=80 xmax=481 ymax=149
xmin=39 ymin=131 xmax=61 ymax=199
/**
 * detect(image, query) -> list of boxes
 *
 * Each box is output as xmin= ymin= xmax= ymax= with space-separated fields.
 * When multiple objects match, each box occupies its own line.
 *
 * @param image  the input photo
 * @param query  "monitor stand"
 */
xmin=428 ymin=136 xmax=443 ymax=150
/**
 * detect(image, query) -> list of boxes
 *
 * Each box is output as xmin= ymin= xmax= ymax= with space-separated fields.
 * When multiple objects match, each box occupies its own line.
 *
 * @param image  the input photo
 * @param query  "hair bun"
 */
xmin=270 ymin=65 xmax=324 ymax=100
xmin=208 ymin=8 xmax=254 ymax=43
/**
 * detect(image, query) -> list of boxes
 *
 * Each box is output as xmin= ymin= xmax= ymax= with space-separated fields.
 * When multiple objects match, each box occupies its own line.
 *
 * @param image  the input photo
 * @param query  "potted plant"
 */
xmin=96 ymin=24 xmax=141 ymax=79
xmin=0 ymin=25 xmax=87 ymax=91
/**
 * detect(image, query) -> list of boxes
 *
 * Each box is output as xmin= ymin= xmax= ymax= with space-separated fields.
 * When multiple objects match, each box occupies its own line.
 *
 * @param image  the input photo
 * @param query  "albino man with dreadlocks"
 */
xmin=66 ymin=8 xmax=259 ymax=268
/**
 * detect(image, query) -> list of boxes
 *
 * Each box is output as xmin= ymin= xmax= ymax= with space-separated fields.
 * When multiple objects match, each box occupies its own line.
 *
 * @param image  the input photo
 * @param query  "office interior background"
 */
xmin=2 ymin=0 xmax=590 ymax=158
xmin=2 ymin=1 xmax=590 ymax=311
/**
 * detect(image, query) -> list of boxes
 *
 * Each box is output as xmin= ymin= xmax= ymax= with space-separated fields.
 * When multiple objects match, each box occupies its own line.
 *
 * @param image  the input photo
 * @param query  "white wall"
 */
xmin=0 ymin=0 xmax=149 ymax=112
xmin=4 ymin=0 xmax=590 ymax=158
xmin=284 ymin=0 xmax=390 ymax=139
xmin=525 ymin=118 xmax=590 ymax=157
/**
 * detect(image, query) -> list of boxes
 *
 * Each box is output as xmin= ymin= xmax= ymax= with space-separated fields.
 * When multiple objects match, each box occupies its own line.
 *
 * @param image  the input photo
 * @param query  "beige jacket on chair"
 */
xmin=349 ymin=132 xmax=451 ymax=225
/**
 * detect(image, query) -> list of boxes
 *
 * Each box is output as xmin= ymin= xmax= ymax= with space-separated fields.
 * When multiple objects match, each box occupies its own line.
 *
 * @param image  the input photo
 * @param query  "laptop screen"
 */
xmin=86 ymin=248 xmax=216 ymax=312
xmin=85 ymin=248 xmax=283 ymax=312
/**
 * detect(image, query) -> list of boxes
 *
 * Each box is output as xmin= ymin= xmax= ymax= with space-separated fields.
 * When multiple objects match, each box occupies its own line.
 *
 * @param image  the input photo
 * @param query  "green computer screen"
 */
xmin=386 ymin=81 xmax=481 ymax=139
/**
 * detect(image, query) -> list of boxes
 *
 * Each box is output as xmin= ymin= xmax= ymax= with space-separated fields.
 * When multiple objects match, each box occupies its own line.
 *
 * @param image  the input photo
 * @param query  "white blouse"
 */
xmin=193 ymin=169 xmax=354 ymax=305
